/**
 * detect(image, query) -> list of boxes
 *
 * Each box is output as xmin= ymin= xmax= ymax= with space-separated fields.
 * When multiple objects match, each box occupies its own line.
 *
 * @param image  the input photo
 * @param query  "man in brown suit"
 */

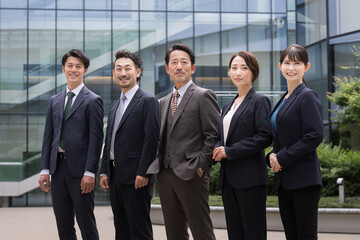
xmin=147 ymin=44 xmax=220 ymax=240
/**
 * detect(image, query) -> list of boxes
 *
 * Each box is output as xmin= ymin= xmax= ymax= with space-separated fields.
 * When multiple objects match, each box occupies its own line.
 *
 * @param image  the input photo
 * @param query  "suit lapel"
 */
xmin=159 ymin=93 xmax=172 ymax=139
xmin=170 ymin=83 xmax=195 ymax=133
xmin=107 ymin=99 xmax=120 ymax=140
xmin=54 ymin=90 xmax=66 ymax=122
xmin=67 ymin=86 xmax=88 ymax=120
xmin=276 ymin=83 xmax=305 ymax=128
xmin=118 ymin=88 xmax=142 ymax=130
xmin=226 ymin=88 xmax=254 ymax=143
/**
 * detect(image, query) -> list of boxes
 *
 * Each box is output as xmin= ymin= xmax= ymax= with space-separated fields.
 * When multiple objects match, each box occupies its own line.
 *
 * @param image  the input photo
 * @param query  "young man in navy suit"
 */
xmin=38 ymin=49 xmax=104 ymax=240
xmin=99 ymin=50 xmax=159 ymax=240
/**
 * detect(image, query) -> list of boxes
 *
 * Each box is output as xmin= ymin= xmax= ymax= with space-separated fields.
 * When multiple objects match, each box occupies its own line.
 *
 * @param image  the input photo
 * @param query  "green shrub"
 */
xmin=209 ymin=143 xmax=360 ymax=197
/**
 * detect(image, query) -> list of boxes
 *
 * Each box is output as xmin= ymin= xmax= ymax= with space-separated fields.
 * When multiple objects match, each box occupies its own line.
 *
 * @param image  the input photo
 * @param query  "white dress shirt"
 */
xmin=223 ymin=101 xmax=241 ymax=146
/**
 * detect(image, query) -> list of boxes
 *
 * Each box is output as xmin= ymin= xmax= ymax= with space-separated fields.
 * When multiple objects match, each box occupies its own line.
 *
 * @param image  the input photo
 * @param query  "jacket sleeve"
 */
xmin=40 ymin=97 xmax=54 ymax=171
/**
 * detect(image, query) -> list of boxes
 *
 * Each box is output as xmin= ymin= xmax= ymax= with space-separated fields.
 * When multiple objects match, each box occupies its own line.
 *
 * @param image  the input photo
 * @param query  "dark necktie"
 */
xmin=59 ymin=91 xmax=75 ymax=149
xmin=171 ymin=91 xmax=180 ymax=117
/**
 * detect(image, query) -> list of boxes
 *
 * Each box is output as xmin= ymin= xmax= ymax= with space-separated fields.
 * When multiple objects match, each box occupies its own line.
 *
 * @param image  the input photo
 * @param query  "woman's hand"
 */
xmin=270 ymin=153 xmax=282 ymax=172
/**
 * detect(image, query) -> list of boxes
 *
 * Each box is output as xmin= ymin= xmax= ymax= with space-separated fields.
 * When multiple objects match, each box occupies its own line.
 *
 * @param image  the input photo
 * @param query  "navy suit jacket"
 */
xmin=100 ymin=88 xmax=160 ymax=185
xmin=267 ymin=83 xmax=323 ymax=190
xmin=215 ymin=88 xmax=272 ymax=190
xmin=40 ymin=85 xmax=104 ymax=177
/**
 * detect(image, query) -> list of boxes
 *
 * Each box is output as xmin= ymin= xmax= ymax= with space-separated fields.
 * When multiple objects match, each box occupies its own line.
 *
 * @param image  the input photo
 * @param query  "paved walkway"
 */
xmin=0 ymin=206 xmax=359 ymax=240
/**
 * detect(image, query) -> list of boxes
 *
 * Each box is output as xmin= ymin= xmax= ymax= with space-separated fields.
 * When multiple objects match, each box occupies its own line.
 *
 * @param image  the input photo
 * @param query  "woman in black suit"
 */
xmin=268 ymin=44 xmax=323 ymax=240
xmin=213 ymin=51 xmax=272 ymax=240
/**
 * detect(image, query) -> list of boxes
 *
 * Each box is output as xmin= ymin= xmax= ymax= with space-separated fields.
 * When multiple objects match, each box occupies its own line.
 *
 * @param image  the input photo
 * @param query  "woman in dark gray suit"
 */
xmin=268 ymin=44 xmax=323 ymax=240
xmin=213 ymin=51 xmax=272 ymax=240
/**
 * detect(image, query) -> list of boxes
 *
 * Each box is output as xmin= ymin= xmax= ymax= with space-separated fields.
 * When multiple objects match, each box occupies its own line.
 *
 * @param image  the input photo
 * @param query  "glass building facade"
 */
xmin=0 ymin=0 xmax=359 ymax=206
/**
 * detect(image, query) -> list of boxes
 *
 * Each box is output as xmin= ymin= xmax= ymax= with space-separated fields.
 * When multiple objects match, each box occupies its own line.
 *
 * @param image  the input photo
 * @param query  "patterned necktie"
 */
xmin=171 ymin=91 xmax=180 ymax=117
xmin=60 ymin=91 xmax=75 ymax=149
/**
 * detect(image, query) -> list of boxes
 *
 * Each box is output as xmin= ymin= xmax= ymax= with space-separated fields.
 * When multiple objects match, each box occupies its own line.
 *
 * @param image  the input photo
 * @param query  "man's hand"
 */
xmin=38 ymin=174 xmax=50 ymax=192
xmin=80 ymin=175 xmax=95 ymax=194
xmin=99 ymin=176 xmax=109 ymax=191
xmin=213 ymin=146 xmax=227 ymax=162
xmin=270 ymin=153 xmax=282 ymax=173
xmin=196 ymin=167 xmax=204 ymax=177
xmin=134 ymin=175 xmax=149 ymax=189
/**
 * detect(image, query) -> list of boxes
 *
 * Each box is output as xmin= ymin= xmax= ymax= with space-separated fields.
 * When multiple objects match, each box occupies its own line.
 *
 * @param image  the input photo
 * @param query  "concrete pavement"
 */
xmin=0 ymin=206 xmax=359 ymax=240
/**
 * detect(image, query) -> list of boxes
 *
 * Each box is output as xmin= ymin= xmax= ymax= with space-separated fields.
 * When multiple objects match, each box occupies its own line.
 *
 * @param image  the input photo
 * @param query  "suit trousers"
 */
xmin=51 ymin=155 xmax=99 ymax=240
xmin=157 ymin=168 xmax=215 ymax=240
xmin=222 ymin=177 xmax=267 ymax=240
xmin=278 ymin=185 xmax=321 ymax=240
xmin=110 ymin=165 xmax=153 ymax=240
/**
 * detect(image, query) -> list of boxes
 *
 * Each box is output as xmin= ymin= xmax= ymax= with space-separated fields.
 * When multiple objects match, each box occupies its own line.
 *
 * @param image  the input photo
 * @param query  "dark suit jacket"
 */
xmin=147 ymin=83 xmax=220 ymax=180
xmin=267 ymin=83 xmax=323 ymax=190
xmin=100 ymin=88 xmax=159 ymax=185
xmin=40 ymin=85 xmax=104 ymax=177
xmin=214 ymin=88 xmax=272 ymax=190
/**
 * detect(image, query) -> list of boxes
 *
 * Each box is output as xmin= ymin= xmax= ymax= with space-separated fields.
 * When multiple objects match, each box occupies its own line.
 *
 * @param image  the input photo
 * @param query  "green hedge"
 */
xmin=209 ymin=142 xmax=360 ymax=197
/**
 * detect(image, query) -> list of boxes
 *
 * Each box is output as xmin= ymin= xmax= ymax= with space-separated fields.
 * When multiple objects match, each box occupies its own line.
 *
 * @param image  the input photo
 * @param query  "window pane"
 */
xmin=140 ymin=0 xmax=165 ymax=10
xmin=287 ymin=11 xmax=296 ymax=45
xmin=113 ymin=0 xmax=138 ymax=10
xmin=248 ymin=14 xmax=271 ymax=90
xmin=272 ymin=0 xmax=286 ymax=12
xmin=297 ymin=0 xmax=327 ymax=46
xmin=195 ymin=13 xmax=220 ymax=89
xmin=85 ymin=11 xmax=112 ymax=112
xmin=0 ymin=0 xmax=27 ymax=8
xmin=248 ymin=0 xmax=271 ymax=12
xmin=328 ymin=0 xmax=360 ymax=36
xmin=195 ymin=0 xmax=220 ymax=12
xmin=168 ymin=0 xmax=193 ymax=11
xmin=221 ymin=13 xmax=246 ymax=91
xmin=57 ymin=11 xmax=84 ymax=91
xmin=140 ymin=12 xmax=166 ymax=96
xmin=57 ymin=0 xmax=83 ymax=9
xmin=85 ymin=0 xmax=111 ymax=10
xmin=168 ymin=13 xmax=193 ymax=47
xmin=29 ymin=0 xmax=55 ymax=8
xmin=272 ymin=14 xmax=287 ymax=92
xmin=0 ymin=10 xmax=27 ymax=114
xmin=221 ymin=0 xmax=246 ymax=12
xmin=28 ymin=10 xmax=56 ymax=114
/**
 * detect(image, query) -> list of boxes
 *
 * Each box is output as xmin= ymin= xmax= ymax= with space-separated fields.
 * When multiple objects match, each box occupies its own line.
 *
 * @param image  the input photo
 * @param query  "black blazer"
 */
xmin=215 ymin=88 xmax=272 ymax=190
xmin=268 ymin=83 xmax=323 ymax=190
xmin=100 ymin=88 xmax=160 ymax=185
xmin=41 ymin=86 xmax=104 ymax=177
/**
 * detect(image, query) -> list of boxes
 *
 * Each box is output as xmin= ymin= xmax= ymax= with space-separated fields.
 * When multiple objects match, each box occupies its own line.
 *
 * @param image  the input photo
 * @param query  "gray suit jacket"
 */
xmin=147 ymin=83 xmax=220 ymax=180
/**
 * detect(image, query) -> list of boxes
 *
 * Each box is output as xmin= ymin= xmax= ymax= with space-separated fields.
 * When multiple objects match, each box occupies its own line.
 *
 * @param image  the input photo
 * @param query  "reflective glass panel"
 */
xmin=328 ymin=0 xmax=360 ymax=37
xmin=195 ymin=13 xmax=220 ymax=89
xmin=168 ymin=12 xmax=193 ymax=48
xmin=168 ymin=0 xmax=192 ymax=11
xmin=140 ymin=12 xmax=166 ymax=96
xmin=113 ymin=0 xmax=138 ymax=10
xmin=140 ymin=0 xmax=165 ymax=10
xmin=221 ymin=0 xmax=246 ymax=12
xmin=0 ymin=10 xmax=27 ymax=114
xmin=85 ymin=11 xmax=112 ymax=112
xmin=221 ymin=13 xmax=246 ymax=91
xmin=248 ymin=14 xmax=271 ymax=90
xmin=272 ymin=0 xmax=286 ymax=12
xmin=57 ymin=0 xmax=83 ymax=9
xmin=85 ymin=0 xmax=111 ymax=10
xmin=297 ymin=0 xmax=327 ymax=46
xmin=57 ymin=11 xmax=84 ymax=90
xmin=287 ymin=11 xmax=296 ymax=45
xmin=272 ymin=14 xmax=287 ymax=91
xmin=248 ymin=0 xmax=271 ymax=12
xmin=28 ymin=10 xmax=56 ymax=114
xmin=29 ymin=0 xmax=55 ymax=8
xmin=0 ymin=0 xmax=27 ymax=8
xmin=195 ymin=0 xmax=220 ymax=12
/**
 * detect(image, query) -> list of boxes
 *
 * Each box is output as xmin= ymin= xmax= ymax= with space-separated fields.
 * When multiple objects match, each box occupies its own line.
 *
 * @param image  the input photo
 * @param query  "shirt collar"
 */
xmin=173 ymin=80 xmax=192 ymax=97
xmin=121 ymin=84 xmax=139 ymax=102
xmin=66 ymin=83 xmax=84 ymax=96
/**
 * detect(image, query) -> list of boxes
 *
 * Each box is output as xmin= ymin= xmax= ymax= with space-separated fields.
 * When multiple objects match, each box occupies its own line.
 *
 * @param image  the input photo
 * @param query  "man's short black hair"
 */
xmin=114 ymin=50 xmax=143 ymax=82
xmin=61 ymin=49 xmax=90 ymax=69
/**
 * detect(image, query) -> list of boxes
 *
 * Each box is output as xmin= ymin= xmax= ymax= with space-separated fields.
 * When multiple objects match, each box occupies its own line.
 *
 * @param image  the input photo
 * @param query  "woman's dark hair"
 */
xmin=114 ymin=50 xmax=143 ymax=82
xmin=62 ymin=49 xmax=90 ymax=69
xmin=280 ymin=44 xmax=309 ymax=85
xmin=228 ymin=51 xmax=259 ymax=82
xmin=165 ymin=43 xmax=195 ymax=66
